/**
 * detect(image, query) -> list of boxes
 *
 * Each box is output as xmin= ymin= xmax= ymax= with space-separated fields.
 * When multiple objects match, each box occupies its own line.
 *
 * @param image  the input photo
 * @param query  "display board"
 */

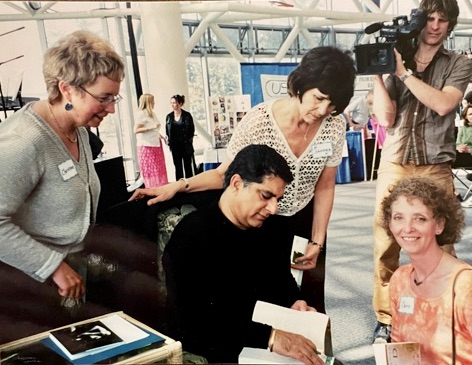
xmin=208 ymin=94 xmax=251 ymax=149
xmin=240 ymin=63 xmax=298 ymax=107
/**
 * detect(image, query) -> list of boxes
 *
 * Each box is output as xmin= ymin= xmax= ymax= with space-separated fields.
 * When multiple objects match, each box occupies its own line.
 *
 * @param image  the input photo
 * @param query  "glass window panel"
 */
xmin=186 ymin=57 xmax=212 ymax=157
xmin=335 ymin=32 xmax=358 ymax=50
xmin=455 ymin=36 xmax=471 ymax=53
xmin=299 ymin=31 xmax=323 ymax=52
xmin=207 ymin=57 xmax=241 ymax=97
xmin=256 ymin=28 xmax=285 ymax=53
xmin=211 ymin=26 xmax=246 ymax=53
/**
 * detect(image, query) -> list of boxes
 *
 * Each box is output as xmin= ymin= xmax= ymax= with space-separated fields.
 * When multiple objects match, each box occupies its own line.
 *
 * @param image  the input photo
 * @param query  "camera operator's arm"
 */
xmin=394 ymin=49 xmax=464 ymax=116
xmin=373 ymin=75 xmax=397 ymax=128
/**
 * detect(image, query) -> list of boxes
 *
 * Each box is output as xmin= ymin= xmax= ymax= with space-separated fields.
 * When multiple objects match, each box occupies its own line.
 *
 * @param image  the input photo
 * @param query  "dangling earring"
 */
xmin=65 ymin=102 xmax=73 ymax=111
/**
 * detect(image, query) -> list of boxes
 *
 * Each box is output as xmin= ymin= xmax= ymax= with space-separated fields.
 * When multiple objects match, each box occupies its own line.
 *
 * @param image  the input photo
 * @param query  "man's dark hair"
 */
xmin=287 ymin=46 xmax=356 ymax=116
xmin=419 ymin=0 xmax=459 ymax=33
xmin=464 ymin=90 xmax=472 ymax=104
xmin=461 ymin=104 xmax=472 ymax=126
xmin=223 ymin=144 xmax=293 ymax=188
xmin=171 ymin=94 xmax=185 ymax=105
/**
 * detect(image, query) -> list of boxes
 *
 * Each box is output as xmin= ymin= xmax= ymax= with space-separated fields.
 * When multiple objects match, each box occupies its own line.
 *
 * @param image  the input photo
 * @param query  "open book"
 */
xmin=239 ymin=301 xmax=335 ymax=364
xmin=373 ymin=342 xmax=421 ymax=365
xmin=48 ymin=314 xmax=148 ymax=361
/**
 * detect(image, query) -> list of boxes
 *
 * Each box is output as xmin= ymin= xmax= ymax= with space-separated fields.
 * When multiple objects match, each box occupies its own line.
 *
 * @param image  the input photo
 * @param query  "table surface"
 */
xmin=0 ymin=311 xmax=182 ymax=364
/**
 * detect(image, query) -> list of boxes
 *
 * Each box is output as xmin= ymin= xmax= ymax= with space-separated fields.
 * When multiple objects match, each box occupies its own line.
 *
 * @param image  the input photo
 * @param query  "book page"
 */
xmin=239 ymin=347 xmax=334 ymax=365
xmin=252 ymin=301 xmax=329 ymax=353
xmin=290 ymin=236 xmax=308 ymax=286
xmin=240 ymin=301 xmax=334 ymax=365
xmin=386 ymin=342 xmax=421 ymax=365
xmin=372 ymin=342 xmax=421 ymax=365
xmin=100 ymin=314 xmax=148 ymax=343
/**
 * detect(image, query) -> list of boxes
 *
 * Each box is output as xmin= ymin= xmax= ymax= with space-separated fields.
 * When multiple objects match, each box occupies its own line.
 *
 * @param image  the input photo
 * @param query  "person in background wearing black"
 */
xmin=165 ymin=94 xmax=196 ymax=180
xmin=163 ymin=144 xmax=327 ymax=365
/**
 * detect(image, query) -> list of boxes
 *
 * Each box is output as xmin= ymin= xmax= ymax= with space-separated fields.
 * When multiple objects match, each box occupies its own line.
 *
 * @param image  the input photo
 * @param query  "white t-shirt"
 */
xmin=135 ymin=110 xmax=162 ymax=147
xmin=226 ymin=99 xmax=345 ymax=216
xmin=346 ymin=96 xmax=369 ymax=126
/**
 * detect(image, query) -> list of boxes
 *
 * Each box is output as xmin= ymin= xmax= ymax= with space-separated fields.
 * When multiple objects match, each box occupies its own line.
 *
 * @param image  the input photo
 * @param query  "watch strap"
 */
xmin=399 ymin=69 xmax=413 ymax=82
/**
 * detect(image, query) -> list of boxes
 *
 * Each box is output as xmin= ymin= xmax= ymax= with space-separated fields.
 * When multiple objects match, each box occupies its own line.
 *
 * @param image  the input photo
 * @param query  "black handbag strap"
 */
xmin=451 ymin=267 xmax=472 ymax=365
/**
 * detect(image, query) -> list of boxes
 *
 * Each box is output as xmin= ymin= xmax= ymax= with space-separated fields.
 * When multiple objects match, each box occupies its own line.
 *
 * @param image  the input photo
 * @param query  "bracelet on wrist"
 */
xmin=308 ymin=240 xmax=323 ymax=251
xmin=268 ymin=328 xmax=276 ymax=352
xmin=399 ymin=69 xmax=413 ymax=82
xmin=179 ymin=177 xmax=189 ymax=191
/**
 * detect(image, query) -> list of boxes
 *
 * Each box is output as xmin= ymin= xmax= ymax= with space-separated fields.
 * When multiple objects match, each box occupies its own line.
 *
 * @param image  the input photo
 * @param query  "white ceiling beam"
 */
xmin=300 ymin=28 xmax=317 ymax=48
xmin=2 ymin=1 xmax=29 ymax=14
xmin=35 ymin=1 xmax=57 ymax=15
xmin=360 ymin=0 xmax=382 ymax=13
xmin=181 ymin=2 xmax=394 ymax=22
xmin=0 ymin=1 xmax=472 ymax=33
xmin=353 ymin=0 xmax=366 ymax=13
xmin=379 ymin=0 xmax=393 ymax=14
xmin=307 ymin=0 xmax=322 ymax=9
xmin=184 ymin=11 xmax=225 ymax=56
xmin=0 ymin=7 xmax=140 ymax=21
xmin=209 ymin=23 xmax=246 ymax=62
xmin=274 ymin=19 xmax=301 ymax=61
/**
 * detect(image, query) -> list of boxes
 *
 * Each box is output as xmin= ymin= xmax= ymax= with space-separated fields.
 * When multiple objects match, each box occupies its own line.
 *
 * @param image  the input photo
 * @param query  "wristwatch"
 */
xmin=399 ymin=69 xmax=413 ymax=82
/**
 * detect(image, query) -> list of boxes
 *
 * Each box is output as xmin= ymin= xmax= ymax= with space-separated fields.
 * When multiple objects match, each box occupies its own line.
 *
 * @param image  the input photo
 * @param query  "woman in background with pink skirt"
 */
xmin=134 ymin=94 xmax=168 ymax=188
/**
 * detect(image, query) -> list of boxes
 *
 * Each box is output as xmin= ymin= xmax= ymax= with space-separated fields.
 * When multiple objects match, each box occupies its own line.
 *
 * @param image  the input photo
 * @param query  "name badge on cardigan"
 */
xmin=311 ymin=142 xmax=333 ymax=158
xmin=58 ymin=159 xmax=78 ymax=181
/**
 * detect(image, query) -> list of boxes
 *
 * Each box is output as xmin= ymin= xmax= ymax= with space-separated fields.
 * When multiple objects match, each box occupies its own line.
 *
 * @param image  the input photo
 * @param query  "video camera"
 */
xmin=354 ymin=9 xmax=427 ymax=75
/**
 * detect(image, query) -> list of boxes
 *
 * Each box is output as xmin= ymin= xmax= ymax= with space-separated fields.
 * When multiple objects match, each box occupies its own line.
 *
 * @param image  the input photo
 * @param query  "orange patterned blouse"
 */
xmin=390 ymin=263 xmax=472 ymax=364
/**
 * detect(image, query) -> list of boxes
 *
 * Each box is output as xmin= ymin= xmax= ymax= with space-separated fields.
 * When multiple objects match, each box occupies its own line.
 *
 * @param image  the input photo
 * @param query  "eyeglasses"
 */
xmin=79 ymin=86 xmax=122 ymax=106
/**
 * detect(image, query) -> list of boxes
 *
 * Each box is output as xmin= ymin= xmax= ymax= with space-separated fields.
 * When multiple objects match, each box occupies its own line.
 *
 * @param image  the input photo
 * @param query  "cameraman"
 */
xmin=371 ymin=0 xmax=472 ymax=343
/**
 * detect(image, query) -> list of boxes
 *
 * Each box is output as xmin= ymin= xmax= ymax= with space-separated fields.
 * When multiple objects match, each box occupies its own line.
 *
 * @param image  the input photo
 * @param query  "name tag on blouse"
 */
xmin=311 ymin=142 xmax=333 ymax=158
xmin=399 ymin=296 xmax=415 ymax=315
xmin=58 ymin=159 xmax=78 ymax=181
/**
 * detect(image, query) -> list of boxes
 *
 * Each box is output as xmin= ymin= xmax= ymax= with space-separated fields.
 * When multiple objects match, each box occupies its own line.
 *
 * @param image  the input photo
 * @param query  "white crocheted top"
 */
xmin=227 ymin=99 xmax=345 ymax=216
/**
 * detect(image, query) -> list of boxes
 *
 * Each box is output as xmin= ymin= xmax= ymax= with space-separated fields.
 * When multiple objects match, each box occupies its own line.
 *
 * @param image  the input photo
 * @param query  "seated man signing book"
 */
xmin=163 ymin=145 xmax=325 ymax=365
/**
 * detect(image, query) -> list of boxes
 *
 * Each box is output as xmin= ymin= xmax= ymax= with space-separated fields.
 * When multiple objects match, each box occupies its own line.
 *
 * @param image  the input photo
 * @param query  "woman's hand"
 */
xmin=291 ymin=244 xmax=321 ymax=271
xmin=52 ymin=261 xmax=85 ymax=298
xmin=272 ymin=329 xmax=324 ymax=365
xmin=128 ymin=181 xmax=182 ymax=206
xmin=458 ymin=144 xmax=470 ymax=153
xmin=290 ymin=300 xmax=317 ymax=312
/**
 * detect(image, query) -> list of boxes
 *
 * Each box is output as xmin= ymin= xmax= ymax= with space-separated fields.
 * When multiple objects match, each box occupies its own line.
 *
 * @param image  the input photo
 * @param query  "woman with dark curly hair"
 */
xmin=380 ymin=176 xmax=472 ymax=364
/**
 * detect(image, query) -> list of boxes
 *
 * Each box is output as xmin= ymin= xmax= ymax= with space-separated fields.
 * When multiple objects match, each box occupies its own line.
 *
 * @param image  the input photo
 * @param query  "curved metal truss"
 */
xmin=2 ymin=0 xmax=472 ymax=59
